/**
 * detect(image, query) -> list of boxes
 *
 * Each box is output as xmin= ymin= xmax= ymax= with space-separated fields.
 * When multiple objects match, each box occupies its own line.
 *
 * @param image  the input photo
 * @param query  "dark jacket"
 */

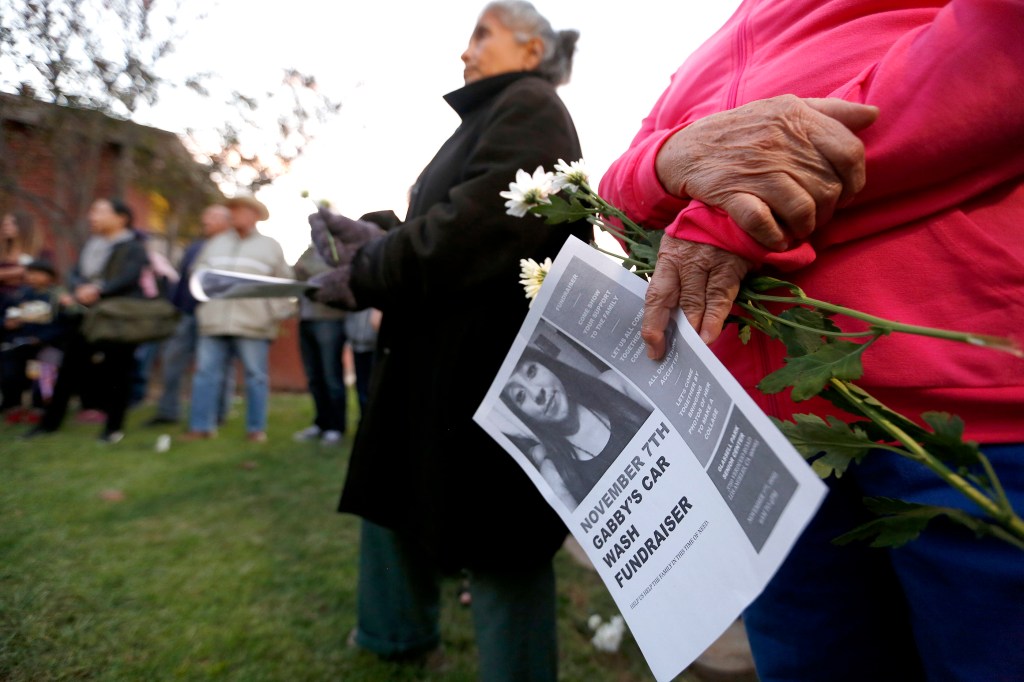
xmin=339 ymin=72 xmax=591 ymax=570
xmin=69 ymin=234 xmax=148 ymax=300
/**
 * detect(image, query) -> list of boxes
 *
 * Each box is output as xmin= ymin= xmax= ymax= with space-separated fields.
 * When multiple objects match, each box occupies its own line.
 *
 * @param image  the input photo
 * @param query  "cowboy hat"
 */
xmin=223 ymin=194 xmax=270 ymax=221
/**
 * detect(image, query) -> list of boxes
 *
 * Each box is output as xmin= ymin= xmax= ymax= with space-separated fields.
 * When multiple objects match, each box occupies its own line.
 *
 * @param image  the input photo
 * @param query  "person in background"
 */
xmin=128 ymin=230 xmax=180 ymax=407
xmin=182 ymin=195 xmax=293 ymax=443
xmin=600 ymin=1 xmax=1024 ymax=680
xmin=291 ymin=243 xmax=347 ymax=445
xmin=308 ymin=2 xmax=588 ymax=679
xmin=0 ymin=259 xmax=70 ymax=420
xmin=343 ymin=306 xmax=379 ymax=419
xmin=145 ymin=205 xmax=234 ymax=427
xmin=24 ymin=198 xmax=148 ymax=443
xmin=0 ymin=210 xmax=45 ymax=298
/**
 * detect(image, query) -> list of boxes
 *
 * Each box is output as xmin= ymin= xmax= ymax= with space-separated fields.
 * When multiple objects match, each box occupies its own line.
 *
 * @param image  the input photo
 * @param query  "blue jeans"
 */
xmin=297 ymin=319 xmax=347 ymax=432
xmin=189 ymin=335 xmax=269 ymax=434
xmin=744 ymin=442 xmax=1024 ymax=682
xmin=354 ymin=520 xmax=558 ymax=682
xmin=154 ymin=315 xmax=233 ymax=421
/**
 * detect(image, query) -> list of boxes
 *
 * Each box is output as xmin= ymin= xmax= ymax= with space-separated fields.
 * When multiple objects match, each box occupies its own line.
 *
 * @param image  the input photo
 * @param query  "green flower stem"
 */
xmin=980 ymin=453 xmax=1014 ymax=513
xmin=590 ymin=243 xmax=653 ymax=272
xmin=588 ymin=215 xmax=651 ymax=251
xmin=828 ymin=379 xmax=1024 ymax=542
xmin=310 ymin=201 xmax=341 ymax=264
xmin=736 ymin=301 xmax=879 ymax=339
xmin=575 ymin=183 xmax=650 ymax=236
xmin=744 ymin=291 xmax=1021 ymax=354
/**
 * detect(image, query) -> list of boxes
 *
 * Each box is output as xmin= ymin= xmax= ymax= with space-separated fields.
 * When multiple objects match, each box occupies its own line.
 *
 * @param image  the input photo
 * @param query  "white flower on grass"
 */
xmin=590 ymin=615 xmax=626 ymax=653
xmin=519 ymin=257 xmax=552 ymax=306
xmin=500 ymin=166 xmax=556 ymax=217
xmin=553 ymin=158 xmax=590 ymax=193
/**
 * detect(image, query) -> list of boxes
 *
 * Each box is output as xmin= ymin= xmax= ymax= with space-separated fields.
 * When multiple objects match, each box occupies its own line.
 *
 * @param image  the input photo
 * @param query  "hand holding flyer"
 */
xmin=474 ymin=236 xmax=827 ymax=682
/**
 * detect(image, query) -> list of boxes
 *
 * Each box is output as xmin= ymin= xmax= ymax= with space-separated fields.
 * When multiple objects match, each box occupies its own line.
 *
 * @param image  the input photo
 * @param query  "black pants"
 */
xmin=41 ymin=330 xmax=137 ymax=436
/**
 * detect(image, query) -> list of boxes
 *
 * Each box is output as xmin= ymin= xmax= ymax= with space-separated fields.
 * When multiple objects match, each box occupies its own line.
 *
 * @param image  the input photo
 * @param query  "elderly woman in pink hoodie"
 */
xmin=601 ymin=1 xmax=1024 ymax=680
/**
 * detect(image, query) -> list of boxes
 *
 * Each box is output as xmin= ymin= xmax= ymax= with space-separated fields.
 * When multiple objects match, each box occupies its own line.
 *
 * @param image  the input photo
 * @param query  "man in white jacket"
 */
xmin=182 ymin=195 xmax=294 ymax=443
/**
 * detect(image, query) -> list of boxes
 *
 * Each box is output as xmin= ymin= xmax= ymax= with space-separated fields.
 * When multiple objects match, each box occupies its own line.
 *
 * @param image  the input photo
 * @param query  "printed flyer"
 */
xmin=474 ymin=236 xmax=827 ymax=682
xmin=190 ymin=268 xmax=317 ymax=301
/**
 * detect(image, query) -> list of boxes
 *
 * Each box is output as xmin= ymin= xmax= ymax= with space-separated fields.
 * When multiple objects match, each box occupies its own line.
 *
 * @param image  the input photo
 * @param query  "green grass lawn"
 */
xmin=0 ymin=393 xmax=702 ymax=681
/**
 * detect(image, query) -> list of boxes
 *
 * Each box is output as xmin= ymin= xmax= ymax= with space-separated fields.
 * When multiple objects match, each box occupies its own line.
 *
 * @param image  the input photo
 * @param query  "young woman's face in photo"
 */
xmin=504 ymin=359 xmax=569 ymax=424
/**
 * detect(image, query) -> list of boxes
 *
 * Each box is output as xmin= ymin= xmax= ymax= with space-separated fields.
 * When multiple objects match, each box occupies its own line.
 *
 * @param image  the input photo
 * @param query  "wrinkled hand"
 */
xmin=642 ymin=235 xmax=752 ymax=360
xmin=656 ymin=95 xmax=878 ymax=251
xmin=307 ymin=266 xmax=358 ymax=310
xmin=308 ymin=207 xmax=385 ymax=266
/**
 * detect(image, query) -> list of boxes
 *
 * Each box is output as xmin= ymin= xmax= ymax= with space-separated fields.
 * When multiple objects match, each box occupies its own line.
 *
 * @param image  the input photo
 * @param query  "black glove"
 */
xmin=307 ymin=266 xmax=358 ymax=310
xmin=308 ymin=207 xmax=385 ymax=266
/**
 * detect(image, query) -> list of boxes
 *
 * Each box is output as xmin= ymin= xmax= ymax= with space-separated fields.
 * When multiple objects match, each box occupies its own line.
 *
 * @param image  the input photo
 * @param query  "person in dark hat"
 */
xmin=182 ymin=193 xmax=293 ymax=443
xmin=0 ymin=258 xmax=69 ymax=418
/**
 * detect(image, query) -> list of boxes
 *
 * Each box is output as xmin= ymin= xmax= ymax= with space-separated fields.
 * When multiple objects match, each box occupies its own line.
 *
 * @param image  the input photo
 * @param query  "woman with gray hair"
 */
xmin=479 ymin=0 xmax=578 ymax=85
xmin=307 ymin=2 xmax=587 ymax=680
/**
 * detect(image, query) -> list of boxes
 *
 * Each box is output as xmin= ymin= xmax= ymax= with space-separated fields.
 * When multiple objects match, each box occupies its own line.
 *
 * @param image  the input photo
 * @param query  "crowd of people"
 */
xmin=3 ymin=0 xmax=1021 ymax=680
xmin=0 ymin=195 xmax=376 ymax=447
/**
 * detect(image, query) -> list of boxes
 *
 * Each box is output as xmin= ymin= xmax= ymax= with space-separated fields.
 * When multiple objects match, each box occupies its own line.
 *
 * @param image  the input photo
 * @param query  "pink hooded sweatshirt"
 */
xmin=600 ymin=0 xmax=1024 ymax=442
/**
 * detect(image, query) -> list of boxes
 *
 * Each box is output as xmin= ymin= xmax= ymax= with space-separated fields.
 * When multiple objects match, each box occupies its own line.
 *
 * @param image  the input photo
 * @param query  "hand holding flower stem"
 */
xmin=502 ymin=159 xmax=1024 ymax=549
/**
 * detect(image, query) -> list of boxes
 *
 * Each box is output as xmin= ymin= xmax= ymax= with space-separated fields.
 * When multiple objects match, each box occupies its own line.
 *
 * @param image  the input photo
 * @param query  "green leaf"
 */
xmin=774 ymin=413 xmax=873 ymax=478
xmin=920 ymin=412 xmax=984 ymax=470
xmin=819 ymin=383 xmax=929 ymax=440
xmin=757 ymin=341 xmax=866 ymax=401
xmin=533 ymin=195 xmax=592 ymax=224
xmin=738 ymin=321 xmax=752 ymax=345
xmin=625 ymin=229 xmax=662 ymax=270
xmin=832 ymin=497 xmax=1011 ymax=549
xmin=776 ymin=306 xmax=842 ymax=357
xmin=741 ymin=303 xmax=783 ymax=341
xmin=743 ymin=276 xmax=805 ymax=297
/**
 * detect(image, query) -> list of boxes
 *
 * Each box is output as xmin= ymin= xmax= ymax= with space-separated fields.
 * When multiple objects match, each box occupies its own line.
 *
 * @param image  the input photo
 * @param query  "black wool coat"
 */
xmin=339 ymin=71 xmax=591 ymax=570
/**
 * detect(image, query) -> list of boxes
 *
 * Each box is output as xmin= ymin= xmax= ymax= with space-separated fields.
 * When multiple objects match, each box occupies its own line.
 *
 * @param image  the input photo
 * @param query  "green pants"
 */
xmin=354 ymin=519 xmax=558 ymax=682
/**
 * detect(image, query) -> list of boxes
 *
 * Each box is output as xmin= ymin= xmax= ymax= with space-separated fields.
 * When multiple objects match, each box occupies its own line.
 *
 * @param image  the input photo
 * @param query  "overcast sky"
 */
xmin=145 ymin=0 xmax=742 ymax=262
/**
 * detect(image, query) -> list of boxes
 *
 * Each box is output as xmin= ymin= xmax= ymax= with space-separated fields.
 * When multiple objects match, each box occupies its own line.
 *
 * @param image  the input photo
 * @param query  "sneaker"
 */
xmin=320 ymin=430 xmax=343 ymax=445
xmin=3 ymin=407 xmax=26 ymax=424
xmin=292 ymin=425 xmax=322 ymax=442
xmin=179 ymin=430 xmax=216 ymax=442
xmin=98 ymin=431 xmax=124 ymax=444
xmin=75 ymin=409 xmax=106 ymax=424
xmin=246 ymin=431 xmax=268 ymax=444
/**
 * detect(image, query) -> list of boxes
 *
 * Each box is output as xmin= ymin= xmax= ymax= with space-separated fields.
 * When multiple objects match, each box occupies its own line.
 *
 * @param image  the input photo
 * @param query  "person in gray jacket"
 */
xmin=291 ymin=244 xmax=347 ymax=445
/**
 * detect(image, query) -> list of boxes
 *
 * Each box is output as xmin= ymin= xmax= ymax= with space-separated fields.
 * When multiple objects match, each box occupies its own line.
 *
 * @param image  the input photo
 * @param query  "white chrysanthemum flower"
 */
xmin=553 ymin=158 xmax=590 ymax=193
xmin=591 ymin=615 xmax=626 ymax=653
xmin=587 ymin=614 xmax=603 ymax=632
xmin=500 ymin=166 xmax=556 ymax=217
xmin=519 ymin=257 xmax=552 ymax=306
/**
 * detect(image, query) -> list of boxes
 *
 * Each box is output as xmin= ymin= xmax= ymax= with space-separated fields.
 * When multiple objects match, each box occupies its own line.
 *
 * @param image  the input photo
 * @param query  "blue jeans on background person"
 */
xmin=189 ymin=335 xmax=269 ymax=435
xmin=297 ymin=319 xmax=347 ymax=433
xmin=153 ymin=315 xmax=233 ymax=423
xmin=131 ymin=340 xmax=162 ymax=406
xmin=744 ymin=442 xmax=1024 ymax=682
